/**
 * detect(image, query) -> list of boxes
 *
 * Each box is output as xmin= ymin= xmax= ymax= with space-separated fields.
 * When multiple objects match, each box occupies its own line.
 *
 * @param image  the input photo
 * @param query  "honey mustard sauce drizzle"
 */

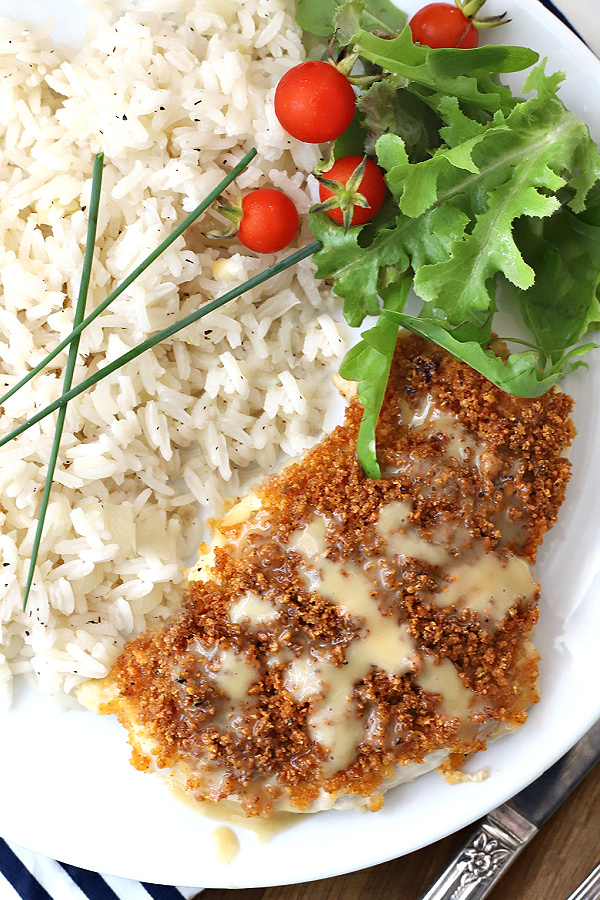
xmin=438 ymin=553 xmax=538 ymax=623
xmin=211 ymin=825 xmax=240 ymax=865
xmin=207 ymin=645 xmax=259 ymax=702
xmin=415 ymin=656 xmax=476 ymax=740
xmin=185 ymin=388 xmax=539 ymax=795
xmin=397 ymin=396 xmax=477 ymax=462
xmin=166 ymin=782 xmax=302 ymax=852
xmin=282 ymin=493 xmax=537 ymax=771
xmin=287 ymin=516 xmax=419 ymax=775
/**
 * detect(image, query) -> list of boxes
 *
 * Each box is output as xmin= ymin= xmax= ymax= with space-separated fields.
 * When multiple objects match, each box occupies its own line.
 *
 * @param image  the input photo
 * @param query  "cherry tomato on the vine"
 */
xmin=238 ymin=188 xmax=299 ymax=254
xmin=274 ymin=60 xmax=356 ymax=143
xmin=318 ymin=156 xmax=386 ymax=228
xmin=410 ymin=2 xmax=478 ymax=48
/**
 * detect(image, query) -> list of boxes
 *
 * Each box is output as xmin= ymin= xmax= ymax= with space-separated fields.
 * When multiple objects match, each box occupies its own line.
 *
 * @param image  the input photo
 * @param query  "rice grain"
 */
xmin=0 ymin=0 xmax=349 ymax=707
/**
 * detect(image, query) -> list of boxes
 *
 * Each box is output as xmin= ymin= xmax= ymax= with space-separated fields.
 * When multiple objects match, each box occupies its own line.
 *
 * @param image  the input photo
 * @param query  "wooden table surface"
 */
xmin=201 ymin=759 xmax=600 ymax=900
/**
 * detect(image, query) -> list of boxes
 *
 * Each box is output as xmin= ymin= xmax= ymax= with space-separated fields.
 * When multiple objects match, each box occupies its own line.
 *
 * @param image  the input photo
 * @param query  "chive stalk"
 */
xmin=1 ymin=240 xmax=322 ymax=454
xmin=0 ymin=147 xmax=258 ymax=409
xmin=22 ymin=153 xmax=104 ymax=611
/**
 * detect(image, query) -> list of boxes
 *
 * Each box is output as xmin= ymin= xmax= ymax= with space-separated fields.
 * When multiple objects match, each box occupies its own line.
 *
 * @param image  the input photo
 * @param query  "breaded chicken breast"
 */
xmin=79 ymin=333 xmax=575 ymax=816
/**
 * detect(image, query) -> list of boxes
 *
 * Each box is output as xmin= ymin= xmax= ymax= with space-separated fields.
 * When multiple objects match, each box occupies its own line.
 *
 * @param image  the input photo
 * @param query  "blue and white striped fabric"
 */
xmin=0 ymin=1 xmax=595 ymax=898
xmin=0 ymin=837 xmax=201 ymax=900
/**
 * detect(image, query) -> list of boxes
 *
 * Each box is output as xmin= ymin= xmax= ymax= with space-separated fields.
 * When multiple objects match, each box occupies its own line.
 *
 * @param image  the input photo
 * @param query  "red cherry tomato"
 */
xmin=318 ymin=156 xmax=386 ymax=227
xmin=410 ymin=3 xmax=478 ymax=48
xmin=237 ymin=188 xmax=299 ymax=254
xmin=274 ymin=60 xmax=356 ymax=143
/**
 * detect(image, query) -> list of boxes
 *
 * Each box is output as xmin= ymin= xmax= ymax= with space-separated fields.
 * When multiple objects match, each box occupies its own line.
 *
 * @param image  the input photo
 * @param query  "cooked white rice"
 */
xmin=0 ymin=0 xmax=349 ymax=709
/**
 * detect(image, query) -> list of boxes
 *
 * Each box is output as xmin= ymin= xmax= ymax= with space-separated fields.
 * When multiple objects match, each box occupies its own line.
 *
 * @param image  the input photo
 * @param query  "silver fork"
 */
xmin=566 ymin=862 xmax=600 ymax=900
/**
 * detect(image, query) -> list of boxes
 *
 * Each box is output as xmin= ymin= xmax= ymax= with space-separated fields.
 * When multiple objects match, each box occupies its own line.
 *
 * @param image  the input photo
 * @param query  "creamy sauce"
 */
xmin=229 ymin=591 xmax=278 ymax=627
xmin=437 ymin=551 xmax=537 ymax=623
xmin=288 ymin=517 xmax=419 ymax=775
xmin=416 ymin=656 xmax=474 ymax=725
xmin=290 ymin=518 xmax=417 ymax=675
xmin=285 ymin=655 xmax=322 ymax=703
xmin=399 ymin=395 xmax=477 ymax=462
xmin=276 ymin=504 xmax=535 ymax=774
xmin=377 ymin=498 xmax=537 ymax=625
xmin=198 ymin=644 xmax=259 ymax=702
xmin=166 ymin=781 xmax=303 ymax=843
xmin=377 ymin=500 xmax=450 ymax=567
xmin=211 ymin=825 xmax=240 ymax=865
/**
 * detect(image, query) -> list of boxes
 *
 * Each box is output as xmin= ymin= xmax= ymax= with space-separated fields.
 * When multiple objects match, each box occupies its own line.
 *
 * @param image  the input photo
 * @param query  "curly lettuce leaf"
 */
xmin=357 ymin=74 xmax=442 ymax=161
xmin=306 ymin=16 xmax=600 ymax=477
xmin=310 ymin=202 xmax=470 ymax=326
xmin=511 ymin=206 xmax=600 ymax=363
xmin=313 ymin=63 xmax=600 ymax=335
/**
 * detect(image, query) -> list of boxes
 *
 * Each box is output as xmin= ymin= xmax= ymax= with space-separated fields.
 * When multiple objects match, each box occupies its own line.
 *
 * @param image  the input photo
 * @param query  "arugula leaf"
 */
xmin=339 ymin=278 xmax=410 ymax=477
xmin=296 ymin=0 xmax=405 ymax=38
xmin=382 ymin=309 xmax=598 ymax=397
xmin=352 ymin=25 xmax=538 ymax=114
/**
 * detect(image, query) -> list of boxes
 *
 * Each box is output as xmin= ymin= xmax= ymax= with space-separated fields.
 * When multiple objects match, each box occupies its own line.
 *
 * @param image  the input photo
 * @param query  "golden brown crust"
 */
xmin=98 ymin=333 xmax=574 ymax=815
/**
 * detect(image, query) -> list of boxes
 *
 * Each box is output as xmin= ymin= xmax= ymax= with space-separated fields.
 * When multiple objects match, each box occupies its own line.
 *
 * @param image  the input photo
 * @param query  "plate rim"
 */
xmin=1 ymin=0 xmax=600 ymax=888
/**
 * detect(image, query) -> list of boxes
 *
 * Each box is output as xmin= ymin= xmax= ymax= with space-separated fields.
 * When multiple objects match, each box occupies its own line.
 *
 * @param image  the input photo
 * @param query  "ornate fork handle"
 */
xmin=420 ymin=804 xmax=538 ymax=900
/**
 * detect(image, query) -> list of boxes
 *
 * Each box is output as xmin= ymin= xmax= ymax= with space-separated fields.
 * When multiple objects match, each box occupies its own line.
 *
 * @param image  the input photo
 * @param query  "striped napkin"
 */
xmin=0 ymin=838 xmax=200 ymax=900
xmin=0 ymin=0 xmax=595 ymax=897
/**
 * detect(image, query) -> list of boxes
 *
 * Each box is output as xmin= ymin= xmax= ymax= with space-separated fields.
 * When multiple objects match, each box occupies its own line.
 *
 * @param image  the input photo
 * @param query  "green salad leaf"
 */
xmin=382 ymin=309 xmax=598 ymax=396
xmin=509 ymin=185 xmax=600 ymax=363
xmin=296 ymin=0 xmax=406 ymax=38
xmin=358 ymin=74 xmax=442 ymax=161
xmin=351 ymin=24 xmax=539 ymax=113
xmin=306 ymin=5 xmax=600 ymax=477
xmin=339 ymin=278 xmax=409 ymax=478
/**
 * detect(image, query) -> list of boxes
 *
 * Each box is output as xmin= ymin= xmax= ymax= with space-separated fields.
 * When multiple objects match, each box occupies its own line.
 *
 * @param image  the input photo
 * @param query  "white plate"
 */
xmin=1 ymin=0 xmax=600 ymax=889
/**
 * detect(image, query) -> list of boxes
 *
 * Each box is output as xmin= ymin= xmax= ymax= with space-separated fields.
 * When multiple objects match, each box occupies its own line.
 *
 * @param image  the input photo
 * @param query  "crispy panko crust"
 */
xmin=82 ymin=334 xmax=575 ymax=816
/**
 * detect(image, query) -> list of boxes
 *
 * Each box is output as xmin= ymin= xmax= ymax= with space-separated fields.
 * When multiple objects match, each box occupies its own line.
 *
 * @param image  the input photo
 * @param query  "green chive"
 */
xmin=22 ymin=152 xmax=104 ymax=611
xmin=0 ymin=147 xmax=258 ymax=408
xmin=1 ymin=240 xmax=322 ymax=454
